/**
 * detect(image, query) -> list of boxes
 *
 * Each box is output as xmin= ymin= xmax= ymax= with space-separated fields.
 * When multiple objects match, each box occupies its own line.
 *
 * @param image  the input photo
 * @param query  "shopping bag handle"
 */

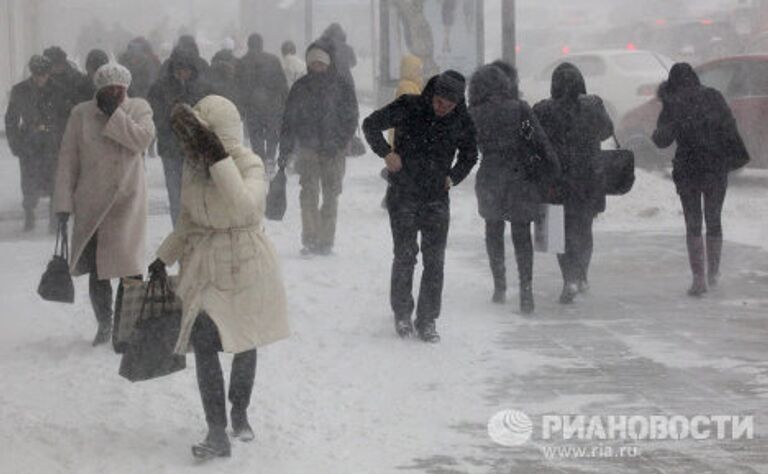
xmin=54 ymin=222 xmax=69 ymax=262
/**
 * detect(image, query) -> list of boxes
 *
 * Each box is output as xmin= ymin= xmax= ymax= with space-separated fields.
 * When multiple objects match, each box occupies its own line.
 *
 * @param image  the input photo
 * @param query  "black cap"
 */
xmin=43 ymin=46 xmax=67 ymax=65
xmin=434 ymin=70 xmax=466 ymax=103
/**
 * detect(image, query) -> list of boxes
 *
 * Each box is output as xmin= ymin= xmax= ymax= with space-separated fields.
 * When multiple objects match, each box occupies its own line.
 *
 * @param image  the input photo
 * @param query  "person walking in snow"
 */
xmin=278 ymin=42 xmax=359 ymax=256
xmin=236 ymin=33 xmax=289 ymax=174
xmin=533 ymin=63 xmax=613 ymax=305
xmin=363 ymin=70 xmax=478 ymax=342
xmin=53 ymin=64 xmax=155 ymax=346
xmin=652 ymin=63 xmax=749 ymax=296
xmin=280 ymin=40 xmax=306 ymax=89
xmin=5 ymin=55 xmax=69 ymax=232
xmin=80 ymin=49 xmax=110 ymax=102
xmin=148 ymin=46 xmax=215 ymax=226
xmin=149 ymin=95 xmax=289 ymax=460
xmin=469 ymin=62 xmax=559 ymax=314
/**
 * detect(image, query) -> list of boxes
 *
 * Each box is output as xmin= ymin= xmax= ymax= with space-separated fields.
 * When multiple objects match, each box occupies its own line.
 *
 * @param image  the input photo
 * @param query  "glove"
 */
xmin=57 ymin=212 xmax=70 ymax=225
xmin=148 ymin=258 xmax=167 ymax=280
xmin=195 ymin=126 xmax=228 ymax=165
xmin=96 ymin=87 xmax=125 ymax=117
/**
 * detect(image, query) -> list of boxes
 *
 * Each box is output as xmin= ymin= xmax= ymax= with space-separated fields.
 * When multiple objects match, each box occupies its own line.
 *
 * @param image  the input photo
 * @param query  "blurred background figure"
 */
xmin=119 ymin=37 xmax=162 ymax=99
xmin=5 ymin=55 xmax=69 ymax=232
xmin=280 ymin=40 xmax=306 ymax=89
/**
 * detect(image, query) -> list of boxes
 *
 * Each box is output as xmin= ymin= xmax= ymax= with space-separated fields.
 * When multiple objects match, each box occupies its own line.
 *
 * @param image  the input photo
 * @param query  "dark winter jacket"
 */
xmin=148 ymin=48 xmax=215 ymax=158
xmin=119 ymin=39 xmax=161 ymax=99
xmin=279 ymin=44 xmax=359 ymax=160
xmin=363 ymin=75 xmax=478 ymax=202
xmin=210 ymin=50 xmax=239 ymax=105
xmin=533 ymin=63 xmax=613 ymax=212
xmin=52 ymin=64 xmax=92 ymax=109
xmin=236 ymin=47 xmax=289 ymax=122
xmin=652 ymin=63 xmax=748 ymax=190
xmin=469 ymin=65 xmax=559 ymax=223
xmin=4 ymin=78 xmax=69 ymax=158
xmin=320 ymin=23 xmax=357 ymax=87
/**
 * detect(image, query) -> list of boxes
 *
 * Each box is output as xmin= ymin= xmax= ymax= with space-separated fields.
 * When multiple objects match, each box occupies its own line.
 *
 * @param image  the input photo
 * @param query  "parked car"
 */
xmin=617 ymin=55 xmax=768 ymax=169
xmin=520 ymin=50 xmax=673 ymax=122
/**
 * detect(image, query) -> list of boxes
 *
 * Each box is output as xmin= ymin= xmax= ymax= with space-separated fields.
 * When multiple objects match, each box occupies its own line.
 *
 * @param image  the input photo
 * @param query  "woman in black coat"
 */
xmin=652 ymin=63 xmax=748 ymax=296
xmin=469 ymin=63 xmax=559 ymax=314
xmin=533 ymin=63 xmax=613 ymax=304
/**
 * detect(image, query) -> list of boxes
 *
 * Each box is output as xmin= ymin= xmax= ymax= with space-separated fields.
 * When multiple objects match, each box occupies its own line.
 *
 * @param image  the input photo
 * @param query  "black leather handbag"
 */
xmin=265 ymin=168 xmax=287 ymax=221
xmin=37 ymin=222 xmax=75 ymax=303
xmin=118 ymin=274 xmax=186 ymax=382
xmin=592 ymin=136 xmax=635 ymax=196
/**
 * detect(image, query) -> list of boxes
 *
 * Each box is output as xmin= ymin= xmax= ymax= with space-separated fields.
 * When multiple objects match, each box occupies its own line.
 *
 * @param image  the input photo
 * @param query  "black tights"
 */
xmin=191 ymin=313 xmax=257 ymax=430
xmin=678 ymin=175 xmax=727 ymax=237
xmin=485 ymin=220 xmax=534 ymax=291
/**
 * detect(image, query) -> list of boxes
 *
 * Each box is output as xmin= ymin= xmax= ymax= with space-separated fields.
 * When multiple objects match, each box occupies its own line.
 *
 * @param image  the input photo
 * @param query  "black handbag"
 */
xmin=592 ymin=136 xmax=635 ymax=196
xmin=265 ymin=168 xmax=287 ymax=221
xmin=37 ymin=222 xmax=75 ymax=303
xmin=118 ymin=274 xmax=186 ymax=382
xmin=519 ymin=115 xmax=562 ymax=204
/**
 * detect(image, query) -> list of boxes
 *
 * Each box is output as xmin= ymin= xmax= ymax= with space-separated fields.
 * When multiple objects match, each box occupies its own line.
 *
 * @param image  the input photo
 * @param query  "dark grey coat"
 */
xmin=469 ymin=65 xmax=559 ymax=223
xmin=533 ymin=64 xmax=613 ymax=213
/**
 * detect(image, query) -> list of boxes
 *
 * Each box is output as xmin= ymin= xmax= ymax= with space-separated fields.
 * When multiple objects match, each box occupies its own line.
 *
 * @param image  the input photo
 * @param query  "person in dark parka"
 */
xmin=533 ymin=63 xmax=613 ymax=304
xmin=80 ymin=49 xmax=110 ymax=102
xmin=43 ymin=46 xmax=92 ymax=109
xmin=148 ymin=47 xmax=215 ymax=225
xmin=5 ymin=55 xmax=69 ymax=232
xmin=652 ymin=63 xmax=748 ymax=296
xmin=237 ymin=33 xmax=289 ymax=172
xmin=119 ymin=37 xmax=162 ymax=99
xmin=363 ymin=70 xmax=478 ymax=342
xmin=209 ymin=49 xmax=239 ymax=105
xmin=278 ymin=42 xmax=359 ymax=255
xmin=320 ymin=23 xmax=357 ymax=88
xmin=469 ymin=63 xmax=559 ymax=314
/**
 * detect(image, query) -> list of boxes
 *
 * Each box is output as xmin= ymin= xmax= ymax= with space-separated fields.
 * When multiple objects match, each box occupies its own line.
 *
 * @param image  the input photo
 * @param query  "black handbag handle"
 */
xmin=54 ymin=222 xmax=70 ymax=262
xmin=613 ymin=134 xmax=622 ymax=149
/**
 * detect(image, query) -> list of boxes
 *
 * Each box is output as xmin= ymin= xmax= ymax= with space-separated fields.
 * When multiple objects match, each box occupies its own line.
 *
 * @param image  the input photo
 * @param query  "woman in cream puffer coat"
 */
xmin=153 ymin=95 xmax=289 ymax=459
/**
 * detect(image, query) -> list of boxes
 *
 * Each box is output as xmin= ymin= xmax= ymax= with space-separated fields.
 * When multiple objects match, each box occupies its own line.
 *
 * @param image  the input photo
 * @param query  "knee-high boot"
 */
xmin=686 ymin=235 xmax=707 ymax=296
xmin=512 ymin=225 xmax=534 ymax=314
xmin=485 ymin=220 xmax=506 ymax=303
xmin=89 ymin=273 xmax=113 ymax=346
xmin=706 ymin=235 xmax=722 ymax=288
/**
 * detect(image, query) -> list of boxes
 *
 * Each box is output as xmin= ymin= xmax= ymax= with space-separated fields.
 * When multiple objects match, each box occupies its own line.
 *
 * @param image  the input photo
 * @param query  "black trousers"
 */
xmin=388 ymin=196 xmax=450 ymax=326
xmin=78 ymin=235 xmax=113 ymax=326
xmin=191 ymin=313 xmax=257 ymax=430
xmin=19 ymin=153 xmax=56 ymax=212
xmin=678 ymin=173 xmax=727 ymax=238
xmin=558 ymin=204 xmax=595 ymax=284
xmin=245 ymin=112 xmax=279 ymax=166
xmin=485 ymin=220 xmax=534 ymax=291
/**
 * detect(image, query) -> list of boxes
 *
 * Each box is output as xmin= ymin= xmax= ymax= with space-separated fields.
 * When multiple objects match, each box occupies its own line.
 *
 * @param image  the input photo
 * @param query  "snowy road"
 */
xmin=1 ymin=144 xmax=767 ymax=473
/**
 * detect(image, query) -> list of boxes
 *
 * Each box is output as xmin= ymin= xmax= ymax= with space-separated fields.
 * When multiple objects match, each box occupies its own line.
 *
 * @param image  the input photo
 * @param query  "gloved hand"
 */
xmin=148 ymin=258 xmax=167 ymax=280
xmin=57 ymin=212 xmax=70 ymax=225
xmin=195 ymin=126 xmax=228 ymax=166
xmin=96 ymin=86 xmax=126 ymax=117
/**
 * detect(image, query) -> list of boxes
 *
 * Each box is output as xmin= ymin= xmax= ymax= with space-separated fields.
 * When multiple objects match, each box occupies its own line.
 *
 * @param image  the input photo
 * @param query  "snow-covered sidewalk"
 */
xmin=1 ymin=144 xmax=767 ymax=473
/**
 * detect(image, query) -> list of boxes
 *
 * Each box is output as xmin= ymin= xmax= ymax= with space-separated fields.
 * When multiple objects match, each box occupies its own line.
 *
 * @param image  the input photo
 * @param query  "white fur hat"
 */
xmin=93 ymin=63 xmax=132 ymax=90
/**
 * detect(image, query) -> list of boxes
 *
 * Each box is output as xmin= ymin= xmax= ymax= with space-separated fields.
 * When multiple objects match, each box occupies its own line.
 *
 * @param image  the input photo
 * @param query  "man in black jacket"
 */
xmin=237 ymin=33 xmax=289 ymax=173
xmin=148 ymin=47 xmax=215 ymax=226
xmin=5 ymin=55 xmax=69 ymax=231
xmin=278 ymin=42 xmax=358 ymax=256
xmin=363 ymin=70 xmax=478 ymax=343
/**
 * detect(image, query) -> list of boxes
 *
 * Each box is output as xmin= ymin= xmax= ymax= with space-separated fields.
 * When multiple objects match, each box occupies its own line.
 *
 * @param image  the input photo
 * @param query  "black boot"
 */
xmin=415 ymin=319 xmax=440 ymax=343
xmin=23 ymin=208 xmax=35 ymax=232
xmin=557 ymin=254 xmax=578 ymax=304
xmin=89 ymin=273 xmax=113 ymax=346
xmin=395 ymin=315 xmax=414 ymax=338
xmin=229 ymin=350 xmax=257 ymax=442
xmin=687 ymin=235 xmax=707 ymax=297
xmin=486 ymin=220 xmax=506 ymax=304
xmin=706 ymin=235 xmax=722 ymax=288
xmin=513 ymin=225 xmax=534 ymax=315
xmin=192 ymin=426 xmax=231 ymax=460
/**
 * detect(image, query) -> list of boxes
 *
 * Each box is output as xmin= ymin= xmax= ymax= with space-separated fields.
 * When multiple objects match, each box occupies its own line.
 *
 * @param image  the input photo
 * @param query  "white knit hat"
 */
xmin=93 ymin=63 xmax=132 ymax=90
xmin=306 ymin=47 xmax=331 ymax=66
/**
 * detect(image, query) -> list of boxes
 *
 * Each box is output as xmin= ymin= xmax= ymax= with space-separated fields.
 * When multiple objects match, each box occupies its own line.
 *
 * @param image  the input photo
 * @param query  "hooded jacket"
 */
xmin=652 ymin=63 xmax=748 ymax=185
xmin=235 ymin=43 xmax=289 ymax=120
xmin=156 ymin=95 xmax=289 ymax=354
xmin=533 ymin=63 xmax=613 ymax=212
xmin=363 ymin=74 xmax=478 ymax=201
xmin=148 ymin=47 xmax=215 ymax=158
xmin=469 ymin=64 xmax=559 ymax=223
xmin=279 ymin=41 xmax=359 ymax=159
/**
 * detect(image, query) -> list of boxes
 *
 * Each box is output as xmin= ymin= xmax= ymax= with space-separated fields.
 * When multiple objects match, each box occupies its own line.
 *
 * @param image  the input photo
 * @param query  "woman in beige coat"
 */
xmin=150 ymin=95 xmax=289 ymax=460
xmin=54 ymin=63 xmax=155 ymax=345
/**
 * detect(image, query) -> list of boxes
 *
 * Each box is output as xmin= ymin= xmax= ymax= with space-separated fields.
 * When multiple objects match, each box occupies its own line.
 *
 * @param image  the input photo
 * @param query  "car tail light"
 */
xmin=562 ymin=45 xmax=571 ymax=55
xmin=701 ymin=19 xmax=713 ymax=25
xmin=626 ymin=42 xmax=637 ymax=51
